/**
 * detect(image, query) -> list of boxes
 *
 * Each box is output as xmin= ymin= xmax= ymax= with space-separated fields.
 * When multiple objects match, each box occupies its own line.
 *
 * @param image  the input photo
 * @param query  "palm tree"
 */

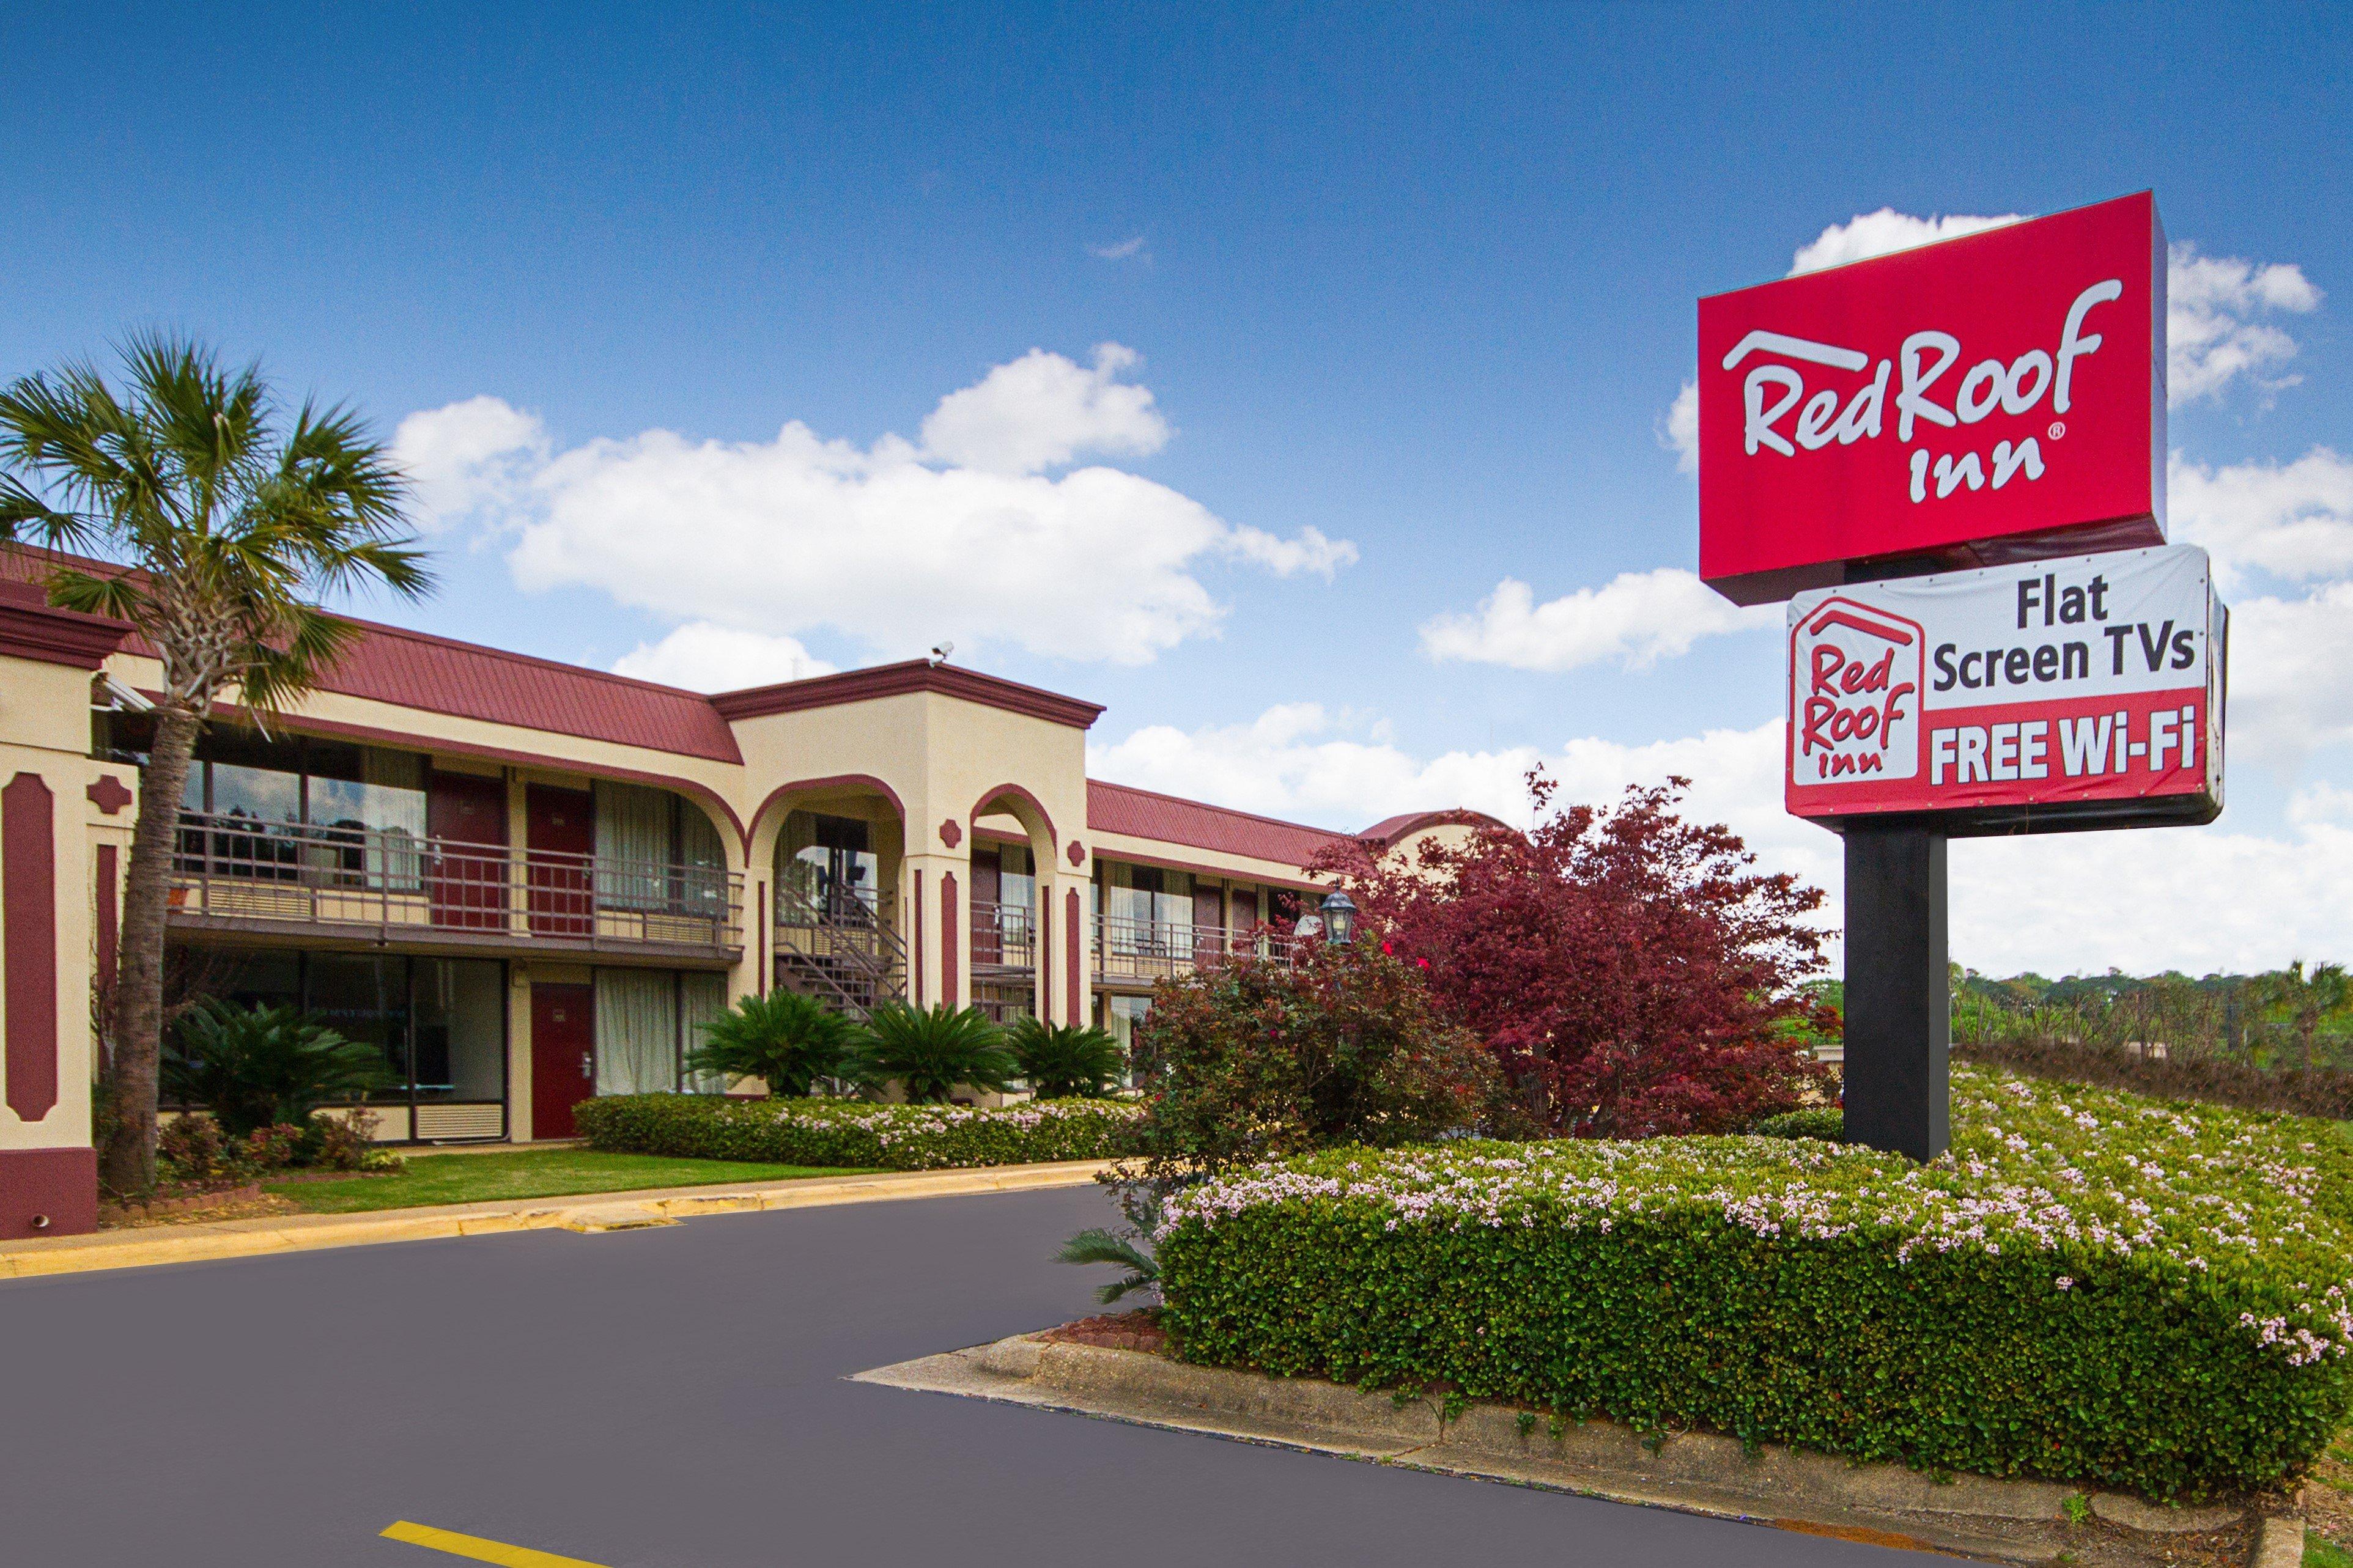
xmin=1005 ymin=1016 xmax=1126 ymax=1098
xmin=0 ymin=334 xmax=429 ymax=1193
xmin=853 ymin=1003 xmax=1017 ymax=1103
xmin=2255 ymin=961 xmax=2353 ymax=1071
xmin=684 ymin=991 xmax=873 ymax=1099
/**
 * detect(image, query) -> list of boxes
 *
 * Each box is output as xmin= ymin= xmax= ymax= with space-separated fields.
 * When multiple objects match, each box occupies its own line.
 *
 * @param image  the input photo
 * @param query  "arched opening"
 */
xmin=751 ymin=778 xmax=909 ymax=1017
xmin=967 ymin=785 xmax=1057 ymax=1024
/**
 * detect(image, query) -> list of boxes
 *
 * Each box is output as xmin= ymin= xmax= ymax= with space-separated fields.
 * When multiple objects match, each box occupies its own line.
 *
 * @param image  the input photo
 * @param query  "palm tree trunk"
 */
xmin=102 ymin=705 xmax=199 ymax=1196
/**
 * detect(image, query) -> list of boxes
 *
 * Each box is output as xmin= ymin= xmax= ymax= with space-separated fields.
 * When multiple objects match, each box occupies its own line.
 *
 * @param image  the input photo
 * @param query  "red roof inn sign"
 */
xmin=1699 ymin=193 xmax=2167 ymax=607
xmin=1697 ymin=192 xmax=2223 ymax=1161
xmin=1786 ymin=547 xmax=2224 ymax=833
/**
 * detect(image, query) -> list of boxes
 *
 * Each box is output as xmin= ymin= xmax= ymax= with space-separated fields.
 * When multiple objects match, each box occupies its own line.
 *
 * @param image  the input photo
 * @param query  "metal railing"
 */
xmin=969 ymin=899 xmax=1035 ymax=972
xmin=773 ymin=882 xmax=907 ymax=1017
xmin=1093 ymin=913 xmax=1293 ymax=986
xmin=167 ymin=810 xmax=742 ymax=953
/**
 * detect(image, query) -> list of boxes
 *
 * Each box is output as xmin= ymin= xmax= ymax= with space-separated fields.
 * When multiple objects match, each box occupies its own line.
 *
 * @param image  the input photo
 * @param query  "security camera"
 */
xmin=94 ymin=675 xmax=154 ymax=713
xmin=928 ymin=641 xmax=955 ymax=667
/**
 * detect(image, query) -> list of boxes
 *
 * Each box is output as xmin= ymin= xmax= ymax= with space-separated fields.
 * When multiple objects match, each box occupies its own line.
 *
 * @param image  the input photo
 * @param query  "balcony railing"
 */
xmin=1093 ymin=914 xmax=1293 ymax=986
xmin=773 ymin=882 xmax=906 ymax=1017
xmin=969 ymin=899 xmax=1035 ymax=972
xmin=168 ymin=810 xmax=742 ymax=954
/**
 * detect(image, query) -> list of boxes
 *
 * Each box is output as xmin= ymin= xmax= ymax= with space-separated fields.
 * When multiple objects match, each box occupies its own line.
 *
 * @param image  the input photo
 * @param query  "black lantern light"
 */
xmin=1320 ymin=889 xmax=1357 ymax=946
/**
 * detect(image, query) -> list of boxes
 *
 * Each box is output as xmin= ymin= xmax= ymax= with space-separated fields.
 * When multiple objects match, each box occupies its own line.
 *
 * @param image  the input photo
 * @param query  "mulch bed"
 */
xmin=1041 ymin=1309 xmax=1168 ymax=1353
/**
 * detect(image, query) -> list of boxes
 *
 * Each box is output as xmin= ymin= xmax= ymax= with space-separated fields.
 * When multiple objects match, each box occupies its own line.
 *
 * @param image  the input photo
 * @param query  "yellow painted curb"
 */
xmin=0 ymin=1160 xmax=1113 ymax=1280
xmin=382 ymin=1518 xmax=609 ymax=1566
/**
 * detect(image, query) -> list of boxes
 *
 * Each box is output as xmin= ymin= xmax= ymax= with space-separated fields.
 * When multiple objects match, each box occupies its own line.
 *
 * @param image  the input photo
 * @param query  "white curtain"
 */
xmin=595 ymin=968 xmax=678 ymax=1095
xmin=679 ymin=973 xmax=730 ymax=1093
xmin=596 ymin=782 xmax=671 ymax=910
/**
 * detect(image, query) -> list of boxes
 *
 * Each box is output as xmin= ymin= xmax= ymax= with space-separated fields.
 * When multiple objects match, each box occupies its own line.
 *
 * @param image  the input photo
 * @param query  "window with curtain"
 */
xmin=594 ymin=968 xmax=679 ymax=1095
xmin=597 ymin=782 xmax=673 ymax=910
xmin=679 ymin=972 xmax=730 ymax=1093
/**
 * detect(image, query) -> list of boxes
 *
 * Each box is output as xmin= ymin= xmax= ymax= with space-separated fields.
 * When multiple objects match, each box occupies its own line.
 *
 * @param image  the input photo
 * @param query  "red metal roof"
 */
xmin=1085 ymin=780 xmax=1351 ymax=870
xmin=1356 ymin=808 xmax=1512 ymax=847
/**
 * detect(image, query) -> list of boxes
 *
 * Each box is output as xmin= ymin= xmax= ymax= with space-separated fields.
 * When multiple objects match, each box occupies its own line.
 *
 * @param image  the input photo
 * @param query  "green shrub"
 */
xmin=1749 ymin=1106 xmax=1844 ymax=1141
xmin=163 ymin=1001 xmax=397 ymax=1136
xmin=1155 ymin=1067 xmax=2353 ymax=1498
xmin=853 ymin=1003 xmax=1018 ymax=1103
xmin=684 ymin=991 xmax=871 ymax=1098
xmin=1007 ymin=1017 xmax=1126 ymax=1099
xmin=574 ymin=1092 xmax=1142 ymax=1171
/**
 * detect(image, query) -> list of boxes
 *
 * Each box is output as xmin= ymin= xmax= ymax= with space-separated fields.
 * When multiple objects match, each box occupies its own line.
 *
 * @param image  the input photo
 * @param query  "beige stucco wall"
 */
xmin=0 ymin=654 xmax=130 ymax=1157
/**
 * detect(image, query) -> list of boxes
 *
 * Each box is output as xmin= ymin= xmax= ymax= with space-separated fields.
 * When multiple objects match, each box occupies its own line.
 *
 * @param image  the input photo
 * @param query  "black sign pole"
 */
xmin=1841 ymin=820 xmax=1948 ymax=1161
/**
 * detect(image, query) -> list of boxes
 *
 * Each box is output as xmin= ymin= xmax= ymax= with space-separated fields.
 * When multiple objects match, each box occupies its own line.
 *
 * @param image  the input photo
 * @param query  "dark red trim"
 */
xmin=744 ymin=775 xmax=907 ymax=855
xmin=912 ymin=869 xmax=926 ymax=1007
xmin=1065 ymin=888 xmax=1081 ymax=1023
xmin=938 ymin=817 xmax=962 ymax=848
xmin=939 ymin=871 xmax=959 ymax=1008
xmin=0 ymin=1147 xmax=97 ymax=1239
xmin=183 ymin=702 xmax=748 ymax=846
xmin=0 ymin=581 xmax=131 ymax=669
xmin=756 ymin=879 xmax=769 ymax=996
xmin=4 ymin=773 xmax=59 ymax=1121
xmin=711 ymin=659 xmax=1104 ymax=731
xmin=85 ymin=775 xmax=134 ymax=815
xmin=1090 ymin=841 xmax=1320 ymax=891
xmin=1067 ymin=839 xmax=1085 ymax=867
xmin=95 ymin=844 xmax=118 ymax=1015
xmin=1354 ymin=808 xmax=1513 ymax=849
xmin=970 ymin=783 xmax=1057 ymax=847
xmin=1039 ymin=891 xmax=1052 ymax=1020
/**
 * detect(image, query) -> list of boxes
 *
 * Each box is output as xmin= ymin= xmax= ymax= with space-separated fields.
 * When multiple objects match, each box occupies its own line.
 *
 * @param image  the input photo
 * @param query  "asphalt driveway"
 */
xmin=0 ymin=1185 xmax=1932 ymax=1566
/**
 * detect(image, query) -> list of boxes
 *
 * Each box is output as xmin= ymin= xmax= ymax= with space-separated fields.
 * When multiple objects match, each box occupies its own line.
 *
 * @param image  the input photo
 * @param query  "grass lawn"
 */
xmin=265 ymin=1149 xmax=877 ymax=1214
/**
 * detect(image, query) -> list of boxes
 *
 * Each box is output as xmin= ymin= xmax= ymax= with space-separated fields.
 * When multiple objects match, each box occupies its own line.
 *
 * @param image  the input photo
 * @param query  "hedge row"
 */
xmin=574 ymin=1093 xmax=1143 ymax=1171
xmin=1155 ymin=1067 xmax=2353 ymax=1498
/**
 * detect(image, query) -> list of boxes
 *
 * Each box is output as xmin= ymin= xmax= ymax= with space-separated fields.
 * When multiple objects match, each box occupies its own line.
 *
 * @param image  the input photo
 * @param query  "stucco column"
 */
xmin=901 ymin=837 xmax=969 ymax=1012
xmin=1039 ymin=840 xmax=1093 ymax=1028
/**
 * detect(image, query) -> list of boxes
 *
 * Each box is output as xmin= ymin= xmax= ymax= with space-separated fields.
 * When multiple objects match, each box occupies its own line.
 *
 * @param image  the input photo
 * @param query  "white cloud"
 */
xmin=1088 ymin=235 xmax=1148 ymax=261
xmin=1660 ymin=380 xmax=1699 ymax=474
xmin=1419 ymin=568 xmax=1774 ymax=673
xmin=2171 ymin=447 xmax=2353 ymax=589
xmin=1781 ymin=212 xmax=2321 ymax=408
xmin=2167 ymin=243 xmax=2323 ymax=404
xmin=918 ymin=344 xmax=1169 ymax=474
xmin=1093 ymin=701 xmax=2353 ymax=976
xmin=396 ymin=348 xmax=1351 ymax=666
xmin=392 ymin=395 xmax=549 ymax=529
xmin=2225 ymin=581 xmax=2353 ymax=772
xmin=1787 ymin=208 xmax=2029 ymax=276
xmin=610 ymin=622 xmax=834 ymax=692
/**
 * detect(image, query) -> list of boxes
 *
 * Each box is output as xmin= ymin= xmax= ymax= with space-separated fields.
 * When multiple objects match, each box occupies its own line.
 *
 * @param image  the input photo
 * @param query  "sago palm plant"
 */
xmin=1005 ymin=1017 xmax=1126 ymax=1099
xmin=1055 ymin=1228 xmax=1159 ymax=1305
xmin=854 ymin=1003 xmax=1016 ymax=1103
xmin=162 ymin=1001 xmax=397 ymax=1138
xmin=0 ymin=334 xmax=429 ymax=1191
xmin=684 ymin=990 xmax=871 ymax=1098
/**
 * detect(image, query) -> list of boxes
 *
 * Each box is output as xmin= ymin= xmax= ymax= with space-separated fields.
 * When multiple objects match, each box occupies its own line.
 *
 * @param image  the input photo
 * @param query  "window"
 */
xmin=167 ymin=732 xmax=429 ymax=886
xmin=782 ymin=811 xmax=879 ymax=921
xmin=597 ymin=782 xmax=727 ymax=916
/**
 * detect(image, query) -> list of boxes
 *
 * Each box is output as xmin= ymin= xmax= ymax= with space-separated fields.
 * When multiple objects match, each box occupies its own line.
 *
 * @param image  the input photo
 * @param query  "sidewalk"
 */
xmin=0 ymin=1160 xmax=1115 ymax=1281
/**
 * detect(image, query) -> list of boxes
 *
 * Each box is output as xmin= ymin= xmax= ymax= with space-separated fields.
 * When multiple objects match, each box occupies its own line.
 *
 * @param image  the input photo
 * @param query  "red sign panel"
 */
xmin=1785 ymin=546 xmax=2223 ymax=835
xmin=1701 ymin=193 xmax=2166 ymax=605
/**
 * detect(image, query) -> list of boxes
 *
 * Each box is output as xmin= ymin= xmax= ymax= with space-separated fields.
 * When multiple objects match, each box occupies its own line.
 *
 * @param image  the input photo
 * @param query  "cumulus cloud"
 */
xmin=2223 ymin=581 xmax=2353 ymax=772
xmin=1782 ymin=209 xmax=2321 ymax=409
xmin=610 ymin=622 xmax=834 ymax=692
xmin=1420 ymin=569 xmax=1773 ymax=673
xmin=393 ymin=395 xmax=549 ymax=529
xmin=1660 ymin=380 xmax=1699 ymax=474
xmin=918 ymin=344 xmax=1169 ymax=474
xmin=2167 ymin=243 xmax=2324 ymax=404
xmin=2171 ymin=447 xmax=2353 ymax=589
xmin=1088 ymin=235 xmax=1148 ymax=261
xmin=396 ymin=346 xmax=1352 ymax=666
xmin=1092 ymin=702 xmax=2353 ymax=976
xmin=1786 ymin=208 xmax=2029 ymax=276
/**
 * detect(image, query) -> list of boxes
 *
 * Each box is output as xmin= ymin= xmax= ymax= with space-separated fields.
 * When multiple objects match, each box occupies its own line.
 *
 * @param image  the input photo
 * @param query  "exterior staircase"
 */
xmin=772 ymin=884 xmax=907 ymax=1019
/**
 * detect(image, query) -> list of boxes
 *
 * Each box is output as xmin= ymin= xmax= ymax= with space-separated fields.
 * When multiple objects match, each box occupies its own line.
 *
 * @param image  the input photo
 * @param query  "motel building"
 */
xmin=0 ymin=559 xmax=1489 ymax=1235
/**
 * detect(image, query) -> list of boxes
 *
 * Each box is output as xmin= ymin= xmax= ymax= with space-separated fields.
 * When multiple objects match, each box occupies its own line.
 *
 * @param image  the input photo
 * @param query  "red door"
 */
xmin=530 ymin=983 xmax=595 ymax=1139
xmin=427 ymin=771 xmax=507 ymax=929
xmin=527 ymin=785 xmax=595 ymax=938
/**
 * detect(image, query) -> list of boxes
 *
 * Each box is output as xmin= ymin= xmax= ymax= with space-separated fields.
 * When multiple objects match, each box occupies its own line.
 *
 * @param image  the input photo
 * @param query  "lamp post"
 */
xmin=1320 ymin=890 xmax=1357 ymax=947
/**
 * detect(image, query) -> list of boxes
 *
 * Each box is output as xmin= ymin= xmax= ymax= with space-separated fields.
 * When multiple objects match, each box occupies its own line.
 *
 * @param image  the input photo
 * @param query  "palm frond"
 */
xmin=1056 ymin=1226 xmax=1160 ymax=1305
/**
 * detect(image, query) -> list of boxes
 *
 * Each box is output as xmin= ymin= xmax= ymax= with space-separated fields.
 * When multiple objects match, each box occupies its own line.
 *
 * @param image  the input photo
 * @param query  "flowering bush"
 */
xmin=574 ymin=1093 xmax=1143 ymax=1171
xmin=1156 ymin=1066 xmax=2353 ymax=1498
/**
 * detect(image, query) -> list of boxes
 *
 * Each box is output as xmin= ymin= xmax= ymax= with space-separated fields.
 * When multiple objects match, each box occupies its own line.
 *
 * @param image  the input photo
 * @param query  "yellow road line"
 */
xmin=380 ymin=1520 xmax=611 ymax=1567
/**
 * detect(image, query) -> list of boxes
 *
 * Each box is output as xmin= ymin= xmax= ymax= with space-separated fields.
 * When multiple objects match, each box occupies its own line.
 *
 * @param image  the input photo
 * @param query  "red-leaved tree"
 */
xmin=1312 ymin=773 xmax=1832 ymax=1138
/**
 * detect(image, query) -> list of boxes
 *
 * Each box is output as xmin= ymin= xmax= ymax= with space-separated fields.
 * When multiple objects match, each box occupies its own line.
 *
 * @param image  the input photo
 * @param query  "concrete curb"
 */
xmin=0 ymin=1160 xmax=1114 ymax=1279
xmin=857 ymin=1336 xmax=2275 ymax=1567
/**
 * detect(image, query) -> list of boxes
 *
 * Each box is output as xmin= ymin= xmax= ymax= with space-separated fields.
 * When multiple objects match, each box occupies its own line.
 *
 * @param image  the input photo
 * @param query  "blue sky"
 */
xmin=6 ymin=2 xmax=2349 ymax=975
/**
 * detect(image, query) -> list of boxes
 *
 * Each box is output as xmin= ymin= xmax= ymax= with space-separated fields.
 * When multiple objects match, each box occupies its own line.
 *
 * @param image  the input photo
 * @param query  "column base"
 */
xmin=0 ymin=1146 xmax=99 ymax=1239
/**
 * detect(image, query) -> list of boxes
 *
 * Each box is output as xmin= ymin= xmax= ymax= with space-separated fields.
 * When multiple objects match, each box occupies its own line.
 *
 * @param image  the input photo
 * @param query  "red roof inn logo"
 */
xmin=1699 ymin=193 xmax=2166 ymax=605
xmin=1783 ymin=546 xmax=2223 ymax=831
xmin=1790 ymin=599 xmax=1924 ymax=787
